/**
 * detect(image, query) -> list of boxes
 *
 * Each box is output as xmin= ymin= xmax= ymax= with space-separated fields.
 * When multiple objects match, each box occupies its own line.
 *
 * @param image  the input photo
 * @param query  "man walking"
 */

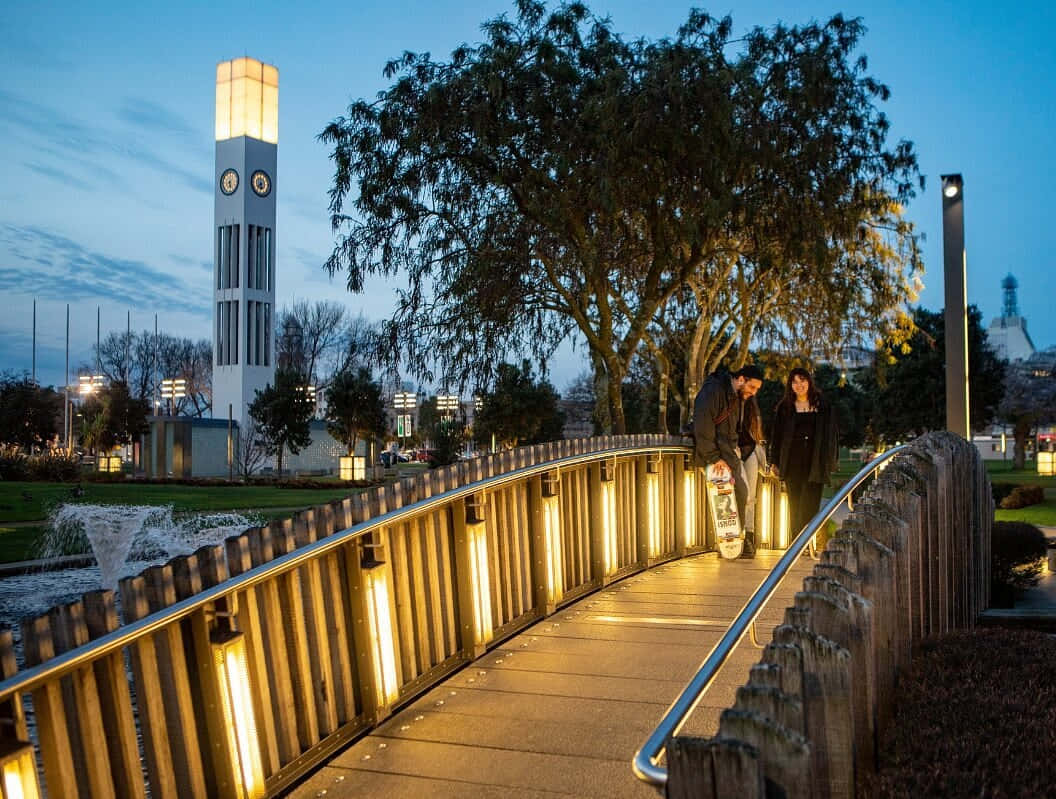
xmin=692 ymin=365 xmax=764 ymax=557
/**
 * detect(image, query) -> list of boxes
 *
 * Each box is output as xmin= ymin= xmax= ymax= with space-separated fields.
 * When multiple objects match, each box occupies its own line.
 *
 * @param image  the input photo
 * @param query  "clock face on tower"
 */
xmin=220 ymin=168 xmax=239 ymax=195
xmin=251 ymin=170 xmax=272 ymax=197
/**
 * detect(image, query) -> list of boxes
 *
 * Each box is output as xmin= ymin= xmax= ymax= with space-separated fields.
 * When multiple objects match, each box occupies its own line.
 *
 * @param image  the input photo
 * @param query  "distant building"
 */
xmin=986 ymin=274 xmax=1035 ymax=362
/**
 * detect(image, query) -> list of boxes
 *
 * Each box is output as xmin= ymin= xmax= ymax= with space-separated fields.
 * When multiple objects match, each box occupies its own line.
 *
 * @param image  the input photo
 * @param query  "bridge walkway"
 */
xmin=290 ymin=549 xmax=814 ymax=798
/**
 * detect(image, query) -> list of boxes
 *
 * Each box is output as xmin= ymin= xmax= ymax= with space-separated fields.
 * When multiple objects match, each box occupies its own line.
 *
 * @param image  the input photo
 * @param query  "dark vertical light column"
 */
xmin=941 ymin=173 xmax=969 ymax=439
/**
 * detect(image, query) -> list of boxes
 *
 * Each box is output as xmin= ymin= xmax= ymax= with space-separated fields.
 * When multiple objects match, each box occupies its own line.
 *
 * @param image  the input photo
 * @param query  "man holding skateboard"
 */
xmin=692 ymin=365 xmax=764 ymax=558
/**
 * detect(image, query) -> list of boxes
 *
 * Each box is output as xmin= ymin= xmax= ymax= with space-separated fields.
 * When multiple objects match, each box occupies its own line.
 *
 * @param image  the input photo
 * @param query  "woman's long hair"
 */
xmin=778 ymin=367 xmax=822 ymax=411
xmin=744 ymin=396 xmax=765 ymax=443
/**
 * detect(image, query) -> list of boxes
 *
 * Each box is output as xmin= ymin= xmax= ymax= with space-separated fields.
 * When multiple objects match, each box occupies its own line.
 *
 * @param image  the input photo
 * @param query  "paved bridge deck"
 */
xmin=291 ymin=549 xmax=814 ymax=798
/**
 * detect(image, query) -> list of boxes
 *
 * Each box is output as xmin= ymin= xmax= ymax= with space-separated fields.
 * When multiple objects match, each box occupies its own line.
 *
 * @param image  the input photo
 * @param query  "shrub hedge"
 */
xmin=990 ymin=520 xmax=1047 ymax=607
xmin=998 ymin=484 xmax=1045 ymax=509
xmin=869 ymin=629 xmax=1056 ymax=798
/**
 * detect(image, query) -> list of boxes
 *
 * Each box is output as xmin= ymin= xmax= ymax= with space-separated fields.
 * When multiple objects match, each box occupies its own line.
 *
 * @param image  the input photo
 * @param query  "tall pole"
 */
xmin=31 ymin=299 xmax=36 ymax=383
xmin=126 ymin=310 xmax=131 ymax=384
xmin=64 ymin=304 xmax=70 ymax=452
xmin=96 ymin=306 xmax=101 ymax=375
xmin=941 ymin=174 xmax=969 ymax=440
xmin=228 ymin=402 xmax=234 ymax=482
xmin=153 ymin=313 xmax=158 ymax=417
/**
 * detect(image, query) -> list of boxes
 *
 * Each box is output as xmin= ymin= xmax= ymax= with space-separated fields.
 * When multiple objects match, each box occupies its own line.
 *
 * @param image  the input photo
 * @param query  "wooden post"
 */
xmin=141 ymin=564 xmax=209 ymax=798
xmin=668 ymin=737 xmax=765 ymax=799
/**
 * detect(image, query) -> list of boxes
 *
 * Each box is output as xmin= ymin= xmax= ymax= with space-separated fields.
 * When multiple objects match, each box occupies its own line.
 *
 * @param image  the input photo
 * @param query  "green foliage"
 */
xmin=1000 ymin=368 xmax=1056 ymax=470
xmin=28 ymin=451 xmax=81 ymax=482
xmin=990 ymin=520 xmax=1047 ymax=605
xmin=813 ymin=364 xmax=871 ymax=448
xmin=0 ymin=373 xmax=62 ymax=450
xmin=429 ymin=419 xmax=464 ymax=469
xmin=998 ymin=484 xmax=1045 ymax=510
xmin=0 ymin=445 xmax=85 ymax=482
xmin=321 ymin=2 xmax=921 ymax=433
xmin=248 ymin=368 xmax=315 ymax=475
xmin=473 ymin=361 xmax=565 ymax=449
xmin=859 ymin=306 xmax=1005 ymax=442
xmin=78 ymin=380 xmax=150 ymax=453
xmin=324 ymin=367 xmax=387 ymax=455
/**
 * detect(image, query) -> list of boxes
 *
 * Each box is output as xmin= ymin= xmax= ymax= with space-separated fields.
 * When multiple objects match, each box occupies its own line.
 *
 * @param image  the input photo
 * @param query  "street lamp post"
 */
xmin=941 ymin=173 xmax=970 ymax=440
xmin=160 ymin=377 xmax=187 ymax=416
xmin=393 ymin=391 xmax=417 ymax=447
xmin=436 ymin=393 xmax=459 ymax=419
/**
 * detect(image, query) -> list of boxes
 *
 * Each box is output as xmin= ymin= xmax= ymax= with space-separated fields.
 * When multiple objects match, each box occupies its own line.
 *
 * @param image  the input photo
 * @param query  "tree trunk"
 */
xmin=591 ymin=355 xmax=612 ymax=435
xmin=277 ymin=443 xmax=285 ymax=476
xmin=607 ymin=369 xmax=627 ymax=435
xmin=1013 ymin=420 xmax=1031 ymax=471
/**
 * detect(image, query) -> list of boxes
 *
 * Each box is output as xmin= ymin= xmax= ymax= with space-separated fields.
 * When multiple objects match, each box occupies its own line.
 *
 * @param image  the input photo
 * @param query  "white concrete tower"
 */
xmin=212 ymin=57 xmax=278 ymax=425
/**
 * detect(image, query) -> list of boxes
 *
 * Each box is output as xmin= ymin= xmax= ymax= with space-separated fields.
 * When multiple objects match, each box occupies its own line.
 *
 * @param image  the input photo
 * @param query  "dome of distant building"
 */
xmin=987 ymin=272 xmax=1035 ymax=362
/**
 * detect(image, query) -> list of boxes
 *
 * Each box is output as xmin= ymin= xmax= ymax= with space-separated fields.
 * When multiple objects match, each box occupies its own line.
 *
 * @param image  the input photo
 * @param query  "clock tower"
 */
xmin=212 ymin=57 xmax=278 ymax=427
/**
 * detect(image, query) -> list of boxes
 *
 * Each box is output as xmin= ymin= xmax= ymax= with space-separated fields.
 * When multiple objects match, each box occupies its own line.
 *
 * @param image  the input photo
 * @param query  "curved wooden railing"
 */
xmin=1 ymin=434 xmax=794 ymax=798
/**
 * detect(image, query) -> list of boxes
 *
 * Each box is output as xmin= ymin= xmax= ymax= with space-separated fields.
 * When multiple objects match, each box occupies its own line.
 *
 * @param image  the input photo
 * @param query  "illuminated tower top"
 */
xmin=215 ymin=57 xmax=278 ymax=143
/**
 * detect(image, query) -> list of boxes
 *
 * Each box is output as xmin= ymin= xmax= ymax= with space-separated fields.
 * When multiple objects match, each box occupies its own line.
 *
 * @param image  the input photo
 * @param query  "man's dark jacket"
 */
xmin=692 ymin=372 xmax=741 ymax=470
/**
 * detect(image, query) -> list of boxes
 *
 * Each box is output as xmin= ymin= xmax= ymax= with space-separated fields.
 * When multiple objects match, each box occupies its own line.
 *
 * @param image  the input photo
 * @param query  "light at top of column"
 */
xmin=941 ymin=173 xmax=962 ymax=199
xmin=216 ymin=57 xmax=279 ymax=144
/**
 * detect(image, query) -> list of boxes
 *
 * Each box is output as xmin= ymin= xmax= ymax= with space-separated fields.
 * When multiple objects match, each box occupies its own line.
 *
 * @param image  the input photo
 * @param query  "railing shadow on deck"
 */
xmin=0 ymin=434 xmax=797 ymax=798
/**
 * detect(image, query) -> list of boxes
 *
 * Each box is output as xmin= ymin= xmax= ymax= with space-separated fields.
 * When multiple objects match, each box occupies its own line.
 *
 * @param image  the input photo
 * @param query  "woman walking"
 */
xmin=768 ymin=368 xmax=840 ymax=539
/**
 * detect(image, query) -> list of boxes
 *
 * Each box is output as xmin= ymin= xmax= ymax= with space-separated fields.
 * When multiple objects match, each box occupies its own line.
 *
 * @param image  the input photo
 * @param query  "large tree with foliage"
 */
xmin=78 ymin=380 xmax=149 ymax=454
xmin=859 ymin=306 xmax=1005 ymax=443
xmin=324 ymin=367 xmax=388 ymax=456
xmin=999 ymin=364 xmax=1056 ymax=470
xmin=321 ymin=1 xmax=921 ymax=433
xmin=248 ymin=368 xmax=315 ymax=475
xmin=474 ymin=361 xmax=565 ymax=449
xmin=0 ymin=373 xmax=62 ymax=450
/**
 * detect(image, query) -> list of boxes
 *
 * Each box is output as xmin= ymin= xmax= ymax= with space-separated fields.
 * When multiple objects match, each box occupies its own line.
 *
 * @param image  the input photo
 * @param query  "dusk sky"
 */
xmin=2 ymin=0 xmax=1053 ymax=398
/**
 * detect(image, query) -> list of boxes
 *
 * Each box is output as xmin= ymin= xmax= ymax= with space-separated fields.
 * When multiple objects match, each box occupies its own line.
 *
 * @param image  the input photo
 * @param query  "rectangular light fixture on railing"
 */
xmin=542 ymin=495 xmax=565 ymax=604
xmin=364 ymin=566 xmax=401 ymax=706
xmin=466 ymin=521 xmax=494 ymax=646
xmin=0 ymin=739 xmax=40 ymax=799
xmin=646 ymin=472 xmax=661 ymax=558
xmin=600 ymin=479 xmax=619 ymax=575
xmin=683 ymin=466 xmax=697 ymax=548
xmin=1038 ymin=451 xmax=1054 ymax=476
xmin=210 ymin=629 xmax=266 ymax=799
xmin=758 ymin=477 xmax=773 ymax=548
xmin=776 ymin=484 xmax=791 ymax=549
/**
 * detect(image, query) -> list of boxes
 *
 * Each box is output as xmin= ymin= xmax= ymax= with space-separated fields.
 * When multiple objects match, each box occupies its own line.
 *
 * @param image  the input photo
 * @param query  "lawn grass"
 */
xmin=985 ymin=460 xmax=1056 ymax=527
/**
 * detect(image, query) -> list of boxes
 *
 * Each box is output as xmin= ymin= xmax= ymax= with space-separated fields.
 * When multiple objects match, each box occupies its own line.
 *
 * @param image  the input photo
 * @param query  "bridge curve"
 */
xmin=290 ymin=550 xmax=812 ymax=798
xmin=0 ymin=433 xmax=987 ymax=799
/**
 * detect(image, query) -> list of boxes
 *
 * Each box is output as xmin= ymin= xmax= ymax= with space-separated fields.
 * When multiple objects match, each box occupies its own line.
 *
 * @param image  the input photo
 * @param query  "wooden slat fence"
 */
xmin=666 ymin=431 xmax=991 ymax=799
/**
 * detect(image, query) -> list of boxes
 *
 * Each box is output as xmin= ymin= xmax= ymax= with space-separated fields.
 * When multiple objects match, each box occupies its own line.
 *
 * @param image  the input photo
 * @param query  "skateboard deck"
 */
xmin=706 ymin=463 xmax=743 ymax=559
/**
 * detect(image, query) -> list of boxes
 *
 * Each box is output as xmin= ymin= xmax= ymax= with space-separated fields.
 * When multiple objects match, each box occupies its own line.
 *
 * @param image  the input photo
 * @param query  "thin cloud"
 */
xmin=0 ymin=223 xmax=211 ymax=316
xmin=23 ymin=162 xmax=93 ymax=192
xmin=0 ymin=89 xmax=211 ymax=196
xmin=116 ymin=98 xmax=197 ymax=138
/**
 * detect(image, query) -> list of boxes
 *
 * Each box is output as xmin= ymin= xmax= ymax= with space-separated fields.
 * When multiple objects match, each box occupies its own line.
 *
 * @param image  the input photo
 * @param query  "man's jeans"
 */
xmin=740 ymin=449 xmax=763 ymax=533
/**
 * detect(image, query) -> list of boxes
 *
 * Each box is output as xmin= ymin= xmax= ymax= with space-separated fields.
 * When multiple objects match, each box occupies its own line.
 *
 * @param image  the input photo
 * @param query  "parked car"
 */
xmin=416 ymin=448 xmax=440 ymax=466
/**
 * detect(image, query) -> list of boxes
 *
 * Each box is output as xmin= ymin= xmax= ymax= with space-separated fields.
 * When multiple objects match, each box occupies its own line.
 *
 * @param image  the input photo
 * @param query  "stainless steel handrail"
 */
xmin=632 ymin=445 xmax=907 ymax=789
xmin=0 ymin=443 xmax=691 ymax=701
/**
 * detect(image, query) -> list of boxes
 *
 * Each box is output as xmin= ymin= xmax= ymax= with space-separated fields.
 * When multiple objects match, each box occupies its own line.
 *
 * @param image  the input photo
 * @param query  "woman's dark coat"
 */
xmin=767 ymin=400 xmax=840 ymax=484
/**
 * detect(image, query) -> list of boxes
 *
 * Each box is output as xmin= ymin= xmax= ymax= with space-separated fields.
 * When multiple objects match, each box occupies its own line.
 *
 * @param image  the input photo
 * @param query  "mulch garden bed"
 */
xmin=868 ymin=628 xmax=1056 ymax=797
